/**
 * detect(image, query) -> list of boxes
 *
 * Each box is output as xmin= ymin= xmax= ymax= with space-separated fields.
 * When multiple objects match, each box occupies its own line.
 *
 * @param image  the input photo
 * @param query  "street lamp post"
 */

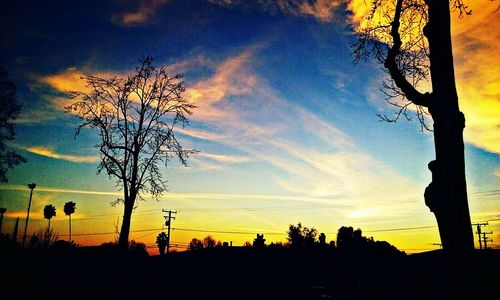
xmin=22 ymin=183 xmax=36 ymax=247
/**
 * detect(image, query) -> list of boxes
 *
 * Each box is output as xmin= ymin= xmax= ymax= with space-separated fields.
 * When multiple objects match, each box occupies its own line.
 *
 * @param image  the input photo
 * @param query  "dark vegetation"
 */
xmin=1 ymin=224 xmax=497 ymax=299
xmin=0 ymin=68 xmax=26 ymax=182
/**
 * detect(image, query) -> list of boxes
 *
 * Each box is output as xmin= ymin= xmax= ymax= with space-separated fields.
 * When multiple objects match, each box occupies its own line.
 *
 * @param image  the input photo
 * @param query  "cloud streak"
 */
xmin=24 ymin=146 xmax=99 ymax=163
xmin=178 ymin=47 xmax=423 ymax=221
xmin=208 ymin=0 xmax=342 ymax=22
xmin=112 ymin=0 xmax=168 ymax=26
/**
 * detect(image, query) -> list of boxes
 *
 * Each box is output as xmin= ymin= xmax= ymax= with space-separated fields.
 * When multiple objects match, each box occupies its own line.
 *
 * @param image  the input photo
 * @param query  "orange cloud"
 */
xmin=25 ymin=146 xmax=99 ymax=163
xmin=41 ymin=67 xmax=92 ymax=93
xmin=112 ymin=0 xmax=168 ymax=26
xmin=298 ymin=0 xmax=342 ymax=22
xmin=186 ymin=49 xmax=257 ymax=121
xmin=451 ymin=2 xmax=500 ymax=154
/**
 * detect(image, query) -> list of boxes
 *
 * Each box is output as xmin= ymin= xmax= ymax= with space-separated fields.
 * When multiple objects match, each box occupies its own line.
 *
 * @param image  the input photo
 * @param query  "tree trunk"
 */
xmin=424 ymin=0 xmax=474 ymax=253
xmin=118 ymin=192 xmax=136 ymax=250
xmin=69 ymin=215 xmax=72 ymax=242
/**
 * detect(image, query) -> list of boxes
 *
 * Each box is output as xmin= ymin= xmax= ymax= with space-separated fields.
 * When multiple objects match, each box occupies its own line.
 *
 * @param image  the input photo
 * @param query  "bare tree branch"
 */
xmin=65 ymin=56 xmax=196 ymax=248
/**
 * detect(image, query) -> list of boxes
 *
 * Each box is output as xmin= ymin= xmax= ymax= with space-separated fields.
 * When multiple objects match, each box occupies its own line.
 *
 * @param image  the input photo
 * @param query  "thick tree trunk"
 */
xmin=118 ymin=191 xmax=136 ymax=250
xmin=424 ymin=0 xmax=474 ymax=253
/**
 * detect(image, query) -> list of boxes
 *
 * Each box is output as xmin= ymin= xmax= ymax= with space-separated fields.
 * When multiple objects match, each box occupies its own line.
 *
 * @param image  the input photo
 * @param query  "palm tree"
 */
xmin=156 ymin=232 xmax=168 ymax=255
xmin=63 ymin=201 xmax=76 ymax=242
xmin=43 ymin=204 xmax=56 ymax=231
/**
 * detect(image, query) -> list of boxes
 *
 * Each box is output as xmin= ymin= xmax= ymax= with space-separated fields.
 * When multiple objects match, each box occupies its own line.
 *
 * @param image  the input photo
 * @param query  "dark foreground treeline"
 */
xmin=0 ymin=242 xmax=498 ymax=300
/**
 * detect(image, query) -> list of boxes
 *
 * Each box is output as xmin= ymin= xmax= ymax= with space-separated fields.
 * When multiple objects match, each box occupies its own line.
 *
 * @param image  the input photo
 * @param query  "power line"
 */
xmin=363 ymin=225 xmax=437 ymax=233
xmin=58 ymin=227 xmax=164 ymax=237
xmin=172 ymin=227 xmax=285 ymax=235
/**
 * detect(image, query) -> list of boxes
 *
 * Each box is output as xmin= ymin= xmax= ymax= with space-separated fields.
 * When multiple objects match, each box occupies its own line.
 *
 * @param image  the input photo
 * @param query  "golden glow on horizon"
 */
xmin=9 ymin=1 xmax=497 ymax=255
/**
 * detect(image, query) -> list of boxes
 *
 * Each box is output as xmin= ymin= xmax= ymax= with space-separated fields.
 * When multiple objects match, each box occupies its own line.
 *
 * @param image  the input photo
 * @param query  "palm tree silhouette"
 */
xmin=156 ymin=232 xmax=168 ymax=255
xmin=63 ymin=202 xmax=76 ymax=242
xmin=43 ymin=204 xmax=56 ymax=231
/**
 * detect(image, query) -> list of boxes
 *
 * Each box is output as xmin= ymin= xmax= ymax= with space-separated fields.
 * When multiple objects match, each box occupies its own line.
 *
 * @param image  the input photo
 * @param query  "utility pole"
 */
xmin=471 ymin=222 xmax=488 ymax=250
xmin=22 ymin=183 xmax=36 ymax=247
xmin=0 ymin=207 xmax=6 ymax=234
xmin=481 ymin=231 xmax=493 ymax=250
xmin=162 ymin=209 xmax=176 ymax=254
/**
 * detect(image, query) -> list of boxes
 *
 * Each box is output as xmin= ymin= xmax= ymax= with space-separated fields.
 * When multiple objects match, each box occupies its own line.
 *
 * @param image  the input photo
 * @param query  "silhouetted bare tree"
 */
xmin=43 ymin=204 xmax=56 ymax=231
xmin=66 ymin=56 xmax=196 ymax=250
xmin=0 ymin=69 xmax=26 ymax=182
xmin=352 ymin=0 xmax=476 ymax=253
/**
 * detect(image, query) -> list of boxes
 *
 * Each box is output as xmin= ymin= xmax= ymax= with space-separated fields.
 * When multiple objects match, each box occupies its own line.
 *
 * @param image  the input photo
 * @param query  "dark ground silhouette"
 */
xmin=0 ymin=243 xmax=498 ymax=300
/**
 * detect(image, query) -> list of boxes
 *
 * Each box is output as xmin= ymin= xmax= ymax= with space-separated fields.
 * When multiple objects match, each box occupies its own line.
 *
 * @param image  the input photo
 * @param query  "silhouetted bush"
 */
xmin=189 ymin=238 xmax=204 ymax=250
xmin=287 ymin=223 xmax=318 ymax=249
xmin=336 ymin=226 xmax=403 ymax=256
xmin=253 ymin=234 xmax=266 ymax=249
xmin=29 ymin=229 xmax=59 ymax=249
xmin=129 ymin=240 xmax=148 ymax=257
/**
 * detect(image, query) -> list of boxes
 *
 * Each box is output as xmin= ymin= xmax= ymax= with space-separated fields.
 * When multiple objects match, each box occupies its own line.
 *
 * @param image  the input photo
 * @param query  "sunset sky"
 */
xmin=0 ymin=0 xmax=498 ymax=254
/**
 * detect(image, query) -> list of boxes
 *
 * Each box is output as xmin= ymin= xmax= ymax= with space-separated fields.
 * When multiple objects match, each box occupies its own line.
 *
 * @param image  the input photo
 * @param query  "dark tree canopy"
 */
xmin=156 ymin=232 xmax=168 ymax=255
xmin=253 ymin=234 xmax=266 ymax=248
xmin=63 ymin=201 xmax=76 ymax=216
xmin=67 ymin=56 xmax=196 ymax=249
xmin=0 ymin=69 xmax=26 ymax=182
xmin=203 ymin=235 xmax=217 ymax=248
xmin=287 ymin=223 xmax=318 ymax=249
xmin=43 ymin=204 xmax=57 ymax=220
xmin=189 ymin=238 xmax=204 ymax=250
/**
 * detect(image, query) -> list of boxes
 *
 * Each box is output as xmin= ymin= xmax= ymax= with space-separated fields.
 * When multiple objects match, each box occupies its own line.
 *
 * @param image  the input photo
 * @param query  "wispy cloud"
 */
xmin=177 ymin=47 xmax=423 ymax=221
xmin=208 ymin=0 xmax=342 ymax=22
xmin=197 ymin=152 xmax=250 ymax=163
xmin=24 ymin=146 xmax=99 ymax=163
xmin=36 ymin=43 xmax=424 ymax=221
xmin=177 ymin=127 xmax=227 ymax=142
xmin=112 ymin=0 xmax=168 ymax=26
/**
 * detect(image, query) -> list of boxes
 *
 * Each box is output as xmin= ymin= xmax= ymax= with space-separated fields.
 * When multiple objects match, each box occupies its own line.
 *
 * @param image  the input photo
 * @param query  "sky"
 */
xmin=0 ymin=0 xmax=498 ymax=254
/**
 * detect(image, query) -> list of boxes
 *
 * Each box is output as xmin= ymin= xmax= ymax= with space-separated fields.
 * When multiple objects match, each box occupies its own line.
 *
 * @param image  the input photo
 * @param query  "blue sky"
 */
xmin=0 ymin=0 xmax=498 ymax=253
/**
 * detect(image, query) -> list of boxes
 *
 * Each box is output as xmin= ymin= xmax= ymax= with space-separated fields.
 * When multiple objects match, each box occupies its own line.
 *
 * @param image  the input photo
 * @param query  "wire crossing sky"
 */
xmin=0 ymin=0 xmax=498 ymax=254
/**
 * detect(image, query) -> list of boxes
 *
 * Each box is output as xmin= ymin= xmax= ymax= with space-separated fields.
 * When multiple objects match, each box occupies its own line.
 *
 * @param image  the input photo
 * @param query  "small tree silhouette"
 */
xmin=319 ymin=233 xmax=327 ymax=247
xmin=188 ymin=238 xmax=203 ymax=250
xmin=43 ymin=204 xmax=56 ymax=231
xmin=203 ymin=235 xmax=216 ymax=248
xmin=253 ymin=234 xmax=266 ymax=249
xmin=63 ymin=201 xmax=76 ymax=242
xmin=287 ymin=223 xmax=317 ymax=249
xmin=156 ymin=232 xmax=168 ymax=255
